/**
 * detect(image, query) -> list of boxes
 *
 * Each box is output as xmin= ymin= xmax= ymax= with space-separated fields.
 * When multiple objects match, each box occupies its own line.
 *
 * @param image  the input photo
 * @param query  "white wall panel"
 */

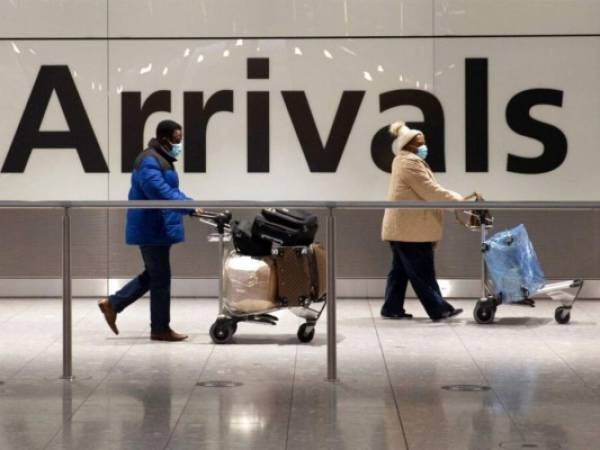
xmin=435 ymin=0 xmax=600 ymax=35
xmin=108 ymin=0 xmax=433 ymax=37
xmin=0 ymin=0 xmax=107 ymax=38
xmin=107 ymin=38 xmax=434 ymax=200
xmin=0 ymin=41 xmax=108 ymax=200
xmin=434 ymin=37 xmax=600 ymax=200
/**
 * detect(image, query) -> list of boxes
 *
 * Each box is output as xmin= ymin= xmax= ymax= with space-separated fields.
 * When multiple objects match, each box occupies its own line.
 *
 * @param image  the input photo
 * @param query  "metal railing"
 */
xmin=2 ymin=199 xmax=600 ymax=382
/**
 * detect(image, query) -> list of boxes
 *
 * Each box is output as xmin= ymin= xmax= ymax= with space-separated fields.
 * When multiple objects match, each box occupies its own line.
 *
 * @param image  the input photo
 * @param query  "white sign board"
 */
xmin=0 ymin=3 xmax=598 ymax=201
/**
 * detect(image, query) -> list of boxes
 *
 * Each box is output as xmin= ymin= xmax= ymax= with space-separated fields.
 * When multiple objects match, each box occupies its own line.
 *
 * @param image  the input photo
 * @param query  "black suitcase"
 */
xmin=231 ymin=219 xmax=273 ymax=256
xmin=252 ymin=215 xmax=300 ymax=246
xmin=253 ymin=208 xmax=318 ymax=246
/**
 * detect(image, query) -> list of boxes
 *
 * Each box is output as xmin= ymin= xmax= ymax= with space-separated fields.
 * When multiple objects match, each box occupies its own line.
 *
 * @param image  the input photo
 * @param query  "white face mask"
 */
xmin=168 ymin=142 xmax=183 ymax=158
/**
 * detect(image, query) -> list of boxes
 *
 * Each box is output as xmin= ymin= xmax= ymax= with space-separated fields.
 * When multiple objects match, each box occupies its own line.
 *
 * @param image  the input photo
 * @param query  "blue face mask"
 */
xmin=168 ymin=142 xmax=183 ymax=159
xmin=417 ymin=145 xmax=428 ymax=160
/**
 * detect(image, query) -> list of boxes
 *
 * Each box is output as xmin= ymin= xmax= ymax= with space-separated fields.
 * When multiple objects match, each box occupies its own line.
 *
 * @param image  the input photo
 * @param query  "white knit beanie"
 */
xmin=390 ymin=121 xmax=422 ymax=155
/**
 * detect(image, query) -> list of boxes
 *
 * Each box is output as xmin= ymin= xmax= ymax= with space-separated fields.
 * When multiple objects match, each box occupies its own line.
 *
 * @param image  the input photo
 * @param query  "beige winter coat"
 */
xmin=381 ymin=151 xmax=463 ymax=242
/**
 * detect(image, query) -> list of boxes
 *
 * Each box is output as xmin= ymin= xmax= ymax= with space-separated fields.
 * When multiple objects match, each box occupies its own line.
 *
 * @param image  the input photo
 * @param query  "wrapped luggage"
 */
xmin=484 ymin=224 xmax=545 ymax=303
xmin=223 ymin=253 xmax=278 ymax=313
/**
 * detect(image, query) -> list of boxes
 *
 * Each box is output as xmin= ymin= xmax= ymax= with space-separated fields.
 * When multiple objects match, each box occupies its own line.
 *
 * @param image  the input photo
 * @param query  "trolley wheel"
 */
xmin=231 ymin=322 xmax=238 ymax=335
xmin=209 ymin=320 xmax=234 ymax=344
xmin=297 ymin=323 xmax=315 ymax=343
xmin=474 ymin=300 xmax=495 ymax=324
xmin=555 ymin=306 xmax=571 ymax=325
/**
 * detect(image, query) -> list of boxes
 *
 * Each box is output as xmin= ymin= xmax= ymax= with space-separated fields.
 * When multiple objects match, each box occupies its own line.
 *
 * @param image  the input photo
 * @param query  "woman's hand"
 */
xmin=464 ymin=191 xmax=483 ymax=201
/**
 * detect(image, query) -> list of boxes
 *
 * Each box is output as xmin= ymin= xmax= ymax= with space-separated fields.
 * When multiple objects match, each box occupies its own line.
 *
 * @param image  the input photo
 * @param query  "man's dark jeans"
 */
xmin=109 ymin=245 xmax=172 ymax=333
xmin=382 ymin=241 xmax=453 ymax=320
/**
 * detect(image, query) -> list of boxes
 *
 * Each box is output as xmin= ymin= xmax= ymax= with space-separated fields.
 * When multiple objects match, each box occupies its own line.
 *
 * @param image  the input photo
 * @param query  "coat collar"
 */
xmin=147 ymin=138 xmax=177 ymax=163
xmin=399 ymin=150 xmax=431 ymax=170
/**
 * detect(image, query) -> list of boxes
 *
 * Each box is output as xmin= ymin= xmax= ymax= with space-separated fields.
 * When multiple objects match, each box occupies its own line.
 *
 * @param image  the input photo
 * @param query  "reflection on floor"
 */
xmin=1 ymin=298 xmax=599 ymax=450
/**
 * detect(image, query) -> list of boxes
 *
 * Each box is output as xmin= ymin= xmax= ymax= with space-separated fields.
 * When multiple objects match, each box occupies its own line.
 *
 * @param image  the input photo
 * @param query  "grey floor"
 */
xmin=1 ymin=299 xmax=600 ymax=450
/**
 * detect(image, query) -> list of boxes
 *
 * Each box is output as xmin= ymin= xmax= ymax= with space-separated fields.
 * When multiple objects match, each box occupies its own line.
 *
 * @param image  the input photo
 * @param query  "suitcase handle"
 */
xmin=258 ymin=232 xmax=285 ymax=245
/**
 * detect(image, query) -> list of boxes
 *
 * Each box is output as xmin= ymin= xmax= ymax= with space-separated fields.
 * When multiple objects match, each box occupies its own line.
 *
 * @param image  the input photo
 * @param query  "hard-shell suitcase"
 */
xmin=253 ymin=208 xmax=318 ymax=246
xmin=231 ymin=219 xmax=272 ymax=257
xmin=273 ymin=246 xmax=318 ymax=306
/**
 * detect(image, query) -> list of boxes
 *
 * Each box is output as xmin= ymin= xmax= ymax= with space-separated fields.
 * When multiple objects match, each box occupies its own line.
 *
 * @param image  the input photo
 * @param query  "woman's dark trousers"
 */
xmin=382 ymin=241 xmax=453 ymax=319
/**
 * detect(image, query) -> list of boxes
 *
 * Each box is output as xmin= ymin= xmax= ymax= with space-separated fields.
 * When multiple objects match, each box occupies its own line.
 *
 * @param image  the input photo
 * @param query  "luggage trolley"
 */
xmin=457 ymin=206 xmax=584 ymax=325
xmin=195 ymin=210 xmax=327 ymax=344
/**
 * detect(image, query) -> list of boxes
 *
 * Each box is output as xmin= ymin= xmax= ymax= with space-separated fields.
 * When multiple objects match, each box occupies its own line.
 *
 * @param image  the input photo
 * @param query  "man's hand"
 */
xmin=193 ymin=208 xmax=204 ymax=216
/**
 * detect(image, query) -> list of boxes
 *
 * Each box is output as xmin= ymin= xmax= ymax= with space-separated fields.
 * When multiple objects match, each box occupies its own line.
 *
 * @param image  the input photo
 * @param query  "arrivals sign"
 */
xmin=0 ymin=38 xmax=597 ymax=200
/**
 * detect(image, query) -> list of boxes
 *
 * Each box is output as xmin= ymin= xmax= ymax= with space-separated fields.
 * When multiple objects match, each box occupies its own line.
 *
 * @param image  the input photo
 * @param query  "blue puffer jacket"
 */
xmin=125 ymin=139 xmax=194 ymax=246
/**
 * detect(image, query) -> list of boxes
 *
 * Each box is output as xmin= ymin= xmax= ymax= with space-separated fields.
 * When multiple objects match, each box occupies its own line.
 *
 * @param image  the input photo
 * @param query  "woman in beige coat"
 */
xmin=381 ymin=121 xmax=467 ymax=320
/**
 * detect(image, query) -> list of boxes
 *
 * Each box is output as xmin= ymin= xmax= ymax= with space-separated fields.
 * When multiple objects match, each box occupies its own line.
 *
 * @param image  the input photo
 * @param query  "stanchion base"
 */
xmin=325 ymin=377 xmax=340 ymax=384
xmin=46 ymin=375 xmax=92 ymax=382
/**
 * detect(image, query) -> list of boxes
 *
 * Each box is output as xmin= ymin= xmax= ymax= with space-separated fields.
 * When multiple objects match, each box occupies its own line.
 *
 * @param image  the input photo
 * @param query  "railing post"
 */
xmin=61 ymin=206 xmax=73 ymax=381
xmin=217 ymin=234 xmax=225 ymax=316
xmin=326 ymin=207 xmax=337 ymax=382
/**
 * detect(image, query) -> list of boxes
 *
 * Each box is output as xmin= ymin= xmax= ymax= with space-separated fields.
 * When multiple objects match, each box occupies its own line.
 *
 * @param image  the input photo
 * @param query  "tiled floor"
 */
xmin=1 ymin=298 xmax=600 ymax=450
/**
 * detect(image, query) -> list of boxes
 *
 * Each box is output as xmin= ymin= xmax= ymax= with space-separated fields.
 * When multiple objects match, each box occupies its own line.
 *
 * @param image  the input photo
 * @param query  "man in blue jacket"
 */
xmin=98 ymin=120 xmax=198 ymax=342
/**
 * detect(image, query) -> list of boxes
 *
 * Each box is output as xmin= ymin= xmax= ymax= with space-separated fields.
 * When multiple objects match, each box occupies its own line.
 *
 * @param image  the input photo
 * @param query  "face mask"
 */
xmin=168 ymin=142 xmax=183 ymax=158
xmin=416 ymin=145 xmax=428 ymax=160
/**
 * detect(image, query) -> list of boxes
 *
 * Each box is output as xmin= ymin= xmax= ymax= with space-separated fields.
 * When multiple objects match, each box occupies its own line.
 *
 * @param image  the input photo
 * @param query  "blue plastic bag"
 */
xmin=484 ymin=224 xmax=545 ymax=303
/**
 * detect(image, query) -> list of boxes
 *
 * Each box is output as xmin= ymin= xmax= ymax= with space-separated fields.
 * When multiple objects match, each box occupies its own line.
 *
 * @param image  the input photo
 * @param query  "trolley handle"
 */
xmin=455 ymin=193 xmax=494 ymax=230
xmin=192 ymin=210 xmax=233 ymax=233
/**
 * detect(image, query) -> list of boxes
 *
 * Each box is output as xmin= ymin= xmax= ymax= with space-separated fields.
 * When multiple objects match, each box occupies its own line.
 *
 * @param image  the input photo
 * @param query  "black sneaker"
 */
xmin=433 ymin=308 xmax=463 ymax=321
xmin=381 ymin=310 xmax=413 ymax=320
xmin=447 ymin=308 xmax=463 ymax=318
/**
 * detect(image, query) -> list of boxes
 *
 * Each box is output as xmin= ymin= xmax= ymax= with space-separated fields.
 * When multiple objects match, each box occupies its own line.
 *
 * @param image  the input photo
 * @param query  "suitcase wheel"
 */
xmin=210 ymin=319 xmax=235 ymax=344
xmin=474 ymin=300 xmax=495 ymax=324
xmin=297 ymin=323 xmax=315 ymax=343
xmin=555 ymin=306 xmax=571 ymax=325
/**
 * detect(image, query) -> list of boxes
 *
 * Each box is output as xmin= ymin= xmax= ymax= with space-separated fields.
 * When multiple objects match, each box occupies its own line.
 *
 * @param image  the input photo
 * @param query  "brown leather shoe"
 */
xmin=98 ymin=298 xmax=119 ymax=335
xmin=150 ymin=328 xmax=188 ymax=342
